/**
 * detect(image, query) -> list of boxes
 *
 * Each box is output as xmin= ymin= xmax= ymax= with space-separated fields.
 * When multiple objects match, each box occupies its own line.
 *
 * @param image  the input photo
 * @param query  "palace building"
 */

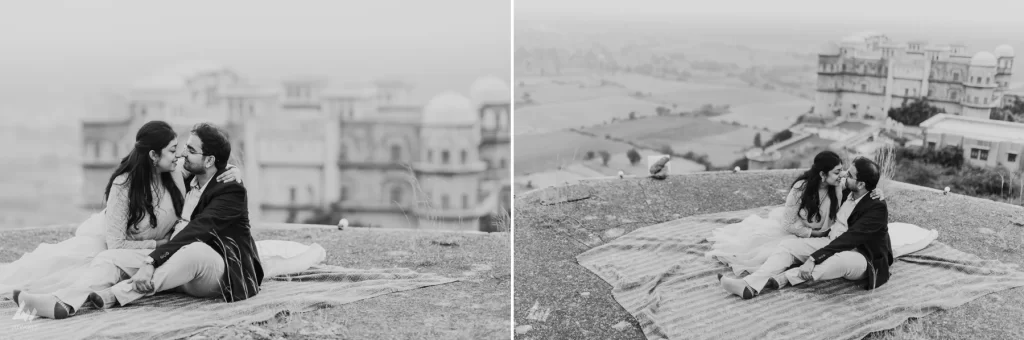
xmin=81 ymin=62 xmax=510 ymax=231
xmin=816 ymin=32 xmax=1015 ymax=120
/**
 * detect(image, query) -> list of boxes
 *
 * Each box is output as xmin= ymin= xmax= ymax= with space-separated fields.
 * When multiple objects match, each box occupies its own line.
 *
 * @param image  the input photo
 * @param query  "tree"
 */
xmin=888 ymin=99 xmax=944 ymax=126
xmin=583 ymin=150 xmax=596 ymax=161
xmin=599 ymin=150 xmax=612 ymax=166
xmin=628 ymin=112 xmax=637 ymax=120
xmin=753 ymin=133 xmax=762 ymax=148
xmin=659 ymin=145 xmax=674 ymax=156
xmin=626 ymin=149 xmax=641 ymax=165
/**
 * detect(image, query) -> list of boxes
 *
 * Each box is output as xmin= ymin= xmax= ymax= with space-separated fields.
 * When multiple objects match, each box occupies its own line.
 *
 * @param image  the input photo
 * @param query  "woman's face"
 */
xmin=821 ymin=163 xmax=843 ymax=187
xmin=152 ymin=138 xmax=179 ymax=173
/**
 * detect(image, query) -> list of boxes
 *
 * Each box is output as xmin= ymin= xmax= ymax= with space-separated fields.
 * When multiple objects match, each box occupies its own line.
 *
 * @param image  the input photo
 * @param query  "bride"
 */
xmin=705 ymin=151 xmax=883 ymax=275
xmin=0 ymin=120 xmax=325 ymax=302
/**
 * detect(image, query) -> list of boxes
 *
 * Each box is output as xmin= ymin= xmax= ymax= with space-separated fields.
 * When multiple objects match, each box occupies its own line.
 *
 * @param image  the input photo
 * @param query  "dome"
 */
xmin=469 ymin=76 xmax=510 ymax=105
xmin=971 ymin=51 xmax=998 ymax=67
xmin=422 ymin=92 xmax=477 ymax=126
xmin=819 ymin=42 xmax=841 ymax=55
xmin=995 ymin=44 xmax=1015 ymax=58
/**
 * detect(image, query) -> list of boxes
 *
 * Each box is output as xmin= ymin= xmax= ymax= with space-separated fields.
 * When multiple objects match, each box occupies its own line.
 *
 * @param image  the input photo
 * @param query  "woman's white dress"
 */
xmin=705 ymin=181 xmax=835 ymax=275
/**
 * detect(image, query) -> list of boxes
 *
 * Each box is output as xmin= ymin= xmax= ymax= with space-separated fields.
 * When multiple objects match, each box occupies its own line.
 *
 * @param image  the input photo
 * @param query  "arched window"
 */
xmin=499 ymin=158 xmax=507 ymax=169
xmin=460 ymin=149 xmax=467 ymax=164
xmin=441 ymin=194 xmax=450 ymax=210
xmin=390 ymin=145 xmax=401 ymax=162
xmin=390 ymin=187 xmax=403 ymax=205
xmin=441 ymin=150 xmax=450 ymax=164
xmin=949 ymin=90 xmax=959 ymax=101
xmin=861 ymin=84 xmax=867 ymax=92
xmin=842 ymin=64 xmax=846 ymax=72
xmin=427 ymin=149 xmax=433 ymax=163
xmin=952 ymin=72 xmax=960 ymax=81
xmin=462 ymin=194 xmax=469 ymax=209
xmin=340 ymin=186 xmax=349 ymax=201
xmin=339 ymin=144 xmax=348 ymax=161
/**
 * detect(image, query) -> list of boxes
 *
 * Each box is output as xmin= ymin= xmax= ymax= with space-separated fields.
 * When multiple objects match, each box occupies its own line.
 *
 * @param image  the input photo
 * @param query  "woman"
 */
xmin=706 ymin=151 xmax=880 ymax=275
xmin=1 ymin=121 xmax=323 ymax=302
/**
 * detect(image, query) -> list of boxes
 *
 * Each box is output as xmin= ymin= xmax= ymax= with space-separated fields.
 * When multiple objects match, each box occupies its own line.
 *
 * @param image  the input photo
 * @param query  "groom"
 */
xmin=719 ymin=157 xmax=893 ymax=299
xmin=19 ymin=122 xmax=264 ymax=318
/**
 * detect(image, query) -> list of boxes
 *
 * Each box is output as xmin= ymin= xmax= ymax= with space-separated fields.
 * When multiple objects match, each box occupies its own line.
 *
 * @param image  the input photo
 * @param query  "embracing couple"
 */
xmin=2 ymin=120 xmax=324 ymax=319
xmin=707 ymin=151 xmax=893 ymax=299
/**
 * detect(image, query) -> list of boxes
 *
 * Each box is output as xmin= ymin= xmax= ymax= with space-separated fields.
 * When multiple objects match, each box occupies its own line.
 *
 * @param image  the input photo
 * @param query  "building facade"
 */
xmin=816 ymin=32 xmax=1015 ymax=120
xmin=920 ymin=114 xmax=1024 ymax=171
xmin=81 ymin=62 xmax=511 ymax=231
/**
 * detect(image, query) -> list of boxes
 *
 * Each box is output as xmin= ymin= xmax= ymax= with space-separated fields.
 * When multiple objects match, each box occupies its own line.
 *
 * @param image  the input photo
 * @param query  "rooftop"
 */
xmin=514 ymin=170 xmax=1024 ymax=339
xmin=920 ymin=114 xmax=1024 ymax=143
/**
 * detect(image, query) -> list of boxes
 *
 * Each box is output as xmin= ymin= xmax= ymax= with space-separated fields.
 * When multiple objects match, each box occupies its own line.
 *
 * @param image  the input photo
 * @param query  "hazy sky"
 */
xmin=0 ymin=0 xmax=510 ymax=115
xmin=516 ymin=0 xmax=1024 ymax=24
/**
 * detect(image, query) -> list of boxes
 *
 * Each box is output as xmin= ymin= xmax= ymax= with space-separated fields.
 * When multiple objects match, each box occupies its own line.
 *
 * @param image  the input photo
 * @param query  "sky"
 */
xmin=516 ymin=0 xmax=1024 ymax=24
xmin=0 ymin=0 xmax=511 ymax=121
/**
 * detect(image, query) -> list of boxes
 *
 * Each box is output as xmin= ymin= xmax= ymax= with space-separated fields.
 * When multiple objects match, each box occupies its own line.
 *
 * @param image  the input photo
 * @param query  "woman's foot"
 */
xmin=18 ymin=293 xmax=73 ymax=319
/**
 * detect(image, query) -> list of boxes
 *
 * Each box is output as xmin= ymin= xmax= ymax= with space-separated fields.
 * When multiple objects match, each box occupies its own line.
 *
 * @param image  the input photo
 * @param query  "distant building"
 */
xmin=816 ymin=32 xmax=1015 ymax=120
xmin=81 ymin=62 xmax=511 ymax=231
xmin=920 ymin=114 xmax=1024 ymax=171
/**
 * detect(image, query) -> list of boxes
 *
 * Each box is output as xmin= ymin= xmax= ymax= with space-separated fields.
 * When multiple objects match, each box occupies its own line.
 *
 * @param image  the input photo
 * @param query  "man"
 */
xmin=20 ymin=123 xmax=264 ymax=318
xmin=719 ymin=157 xmax=893 ymax=299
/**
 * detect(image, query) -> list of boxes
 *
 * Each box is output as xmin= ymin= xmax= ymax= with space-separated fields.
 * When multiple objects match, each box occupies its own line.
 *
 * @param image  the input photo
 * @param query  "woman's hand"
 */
xmin=217 ymin=164 xmax=243 ymax=183
xmin=155 ymin=238 xmax=169 ymax=247
xmin=870 ymin=188 xmax=885 ymax=201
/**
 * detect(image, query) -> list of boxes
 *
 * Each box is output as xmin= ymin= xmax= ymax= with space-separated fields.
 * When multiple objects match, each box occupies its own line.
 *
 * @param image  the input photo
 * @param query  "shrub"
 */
xmin=583 ymin=151 xmax=596 ymax=161
xmin=626 ymin=149 xmax=641 ymax=165
xmin=659 ymin=145 xmax=674 ymax=156
xmin=599 ymin=150 xmax=611 ymax=166
xmin=888 ymin=99 xmax=944 ymax=126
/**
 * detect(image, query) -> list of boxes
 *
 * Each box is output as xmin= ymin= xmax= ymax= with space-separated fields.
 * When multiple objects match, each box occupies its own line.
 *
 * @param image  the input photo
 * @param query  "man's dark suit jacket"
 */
xmin=810 ymin=189 xmax=894 ymax=290
xmin=147 ymin=168 xmax=264 ymax=302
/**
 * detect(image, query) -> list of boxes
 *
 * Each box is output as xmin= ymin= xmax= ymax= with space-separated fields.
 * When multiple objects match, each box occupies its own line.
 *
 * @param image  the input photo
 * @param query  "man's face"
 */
xmin=180 ymin=134 xmax=208 ymax=174
xmin=844 ymin=165 xmax=861 ymax=191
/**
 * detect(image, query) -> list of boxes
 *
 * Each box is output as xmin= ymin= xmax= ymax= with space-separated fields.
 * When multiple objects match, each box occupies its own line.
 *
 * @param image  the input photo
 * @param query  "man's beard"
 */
xmin=184 ymin=160 xmax=205 ymax=174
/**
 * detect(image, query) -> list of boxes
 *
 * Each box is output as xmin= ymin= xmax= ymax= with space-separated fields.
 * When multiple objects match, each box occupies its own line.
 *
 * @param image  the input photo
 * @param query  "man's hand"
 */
xmin=128 ymin=264 xmax=156 ymax=294
xmin=217 ymin=164 xmax=242 ymax=183
xmin=798 ymin=260 xmax=816 ymax=281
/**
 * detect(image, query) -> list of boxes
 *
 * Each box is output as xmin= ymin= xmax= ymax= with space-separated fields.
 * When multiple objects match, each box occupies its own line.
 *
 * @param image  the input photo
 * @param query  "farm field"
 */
xmin=513 ymin=130 xmax=638 ymax=175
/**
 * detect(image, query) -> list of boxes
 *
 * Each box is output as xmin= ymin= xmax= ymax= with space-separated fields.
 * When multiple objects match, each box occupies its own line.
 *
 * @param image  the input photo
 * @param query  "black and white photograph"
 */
xmin=513 ymin=1 xmax=1024 ymax=339
xmin=0 ymin=1 xmax=511 ymax=339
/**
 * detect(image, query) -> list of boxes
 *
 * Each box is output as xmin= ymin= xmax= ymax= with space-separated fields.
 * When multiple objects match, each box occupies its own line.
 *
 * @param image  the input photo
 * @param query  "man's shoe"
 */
xmin=720 ymin=277 xmax=757 ymax=299
xmin=87 ymin=290 xmax=117 ymax=309
xmin=765 ymin=273 xmax=789 ymax=290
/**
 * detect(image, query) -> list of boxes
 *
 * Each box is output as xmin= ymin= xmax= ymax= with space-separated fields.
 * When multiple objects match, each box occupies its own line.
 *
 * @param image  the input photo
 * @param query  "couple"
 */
xmin=2 ymin=121 xmax=324 ymax=319
xmin=707 ymin=151 xmax=892 ymax=299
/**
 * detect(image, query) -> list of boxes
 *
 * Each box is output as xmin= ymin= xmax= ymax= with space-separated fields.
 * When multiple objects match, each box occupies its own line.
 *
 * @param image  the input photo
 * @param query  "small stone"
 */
xmin=515 ymin=325 xmax=533 ymax=334
xmin=979 ymin=228 xmax=996 ymax=235
xmin=612 ymin=321 xmax=631 ymax=331
xmin=580 ymin=292 xmax=591 ymax=297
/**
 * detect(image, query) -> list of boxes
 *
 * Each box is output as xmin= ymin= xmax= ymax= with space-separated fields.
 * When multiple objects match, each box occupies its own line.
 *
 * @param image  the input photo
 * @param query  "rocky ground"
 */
xmin=514 ymin=170 xmax=1024 ymax=339
xmin=0 ymin=227 xmax=511 ymax=339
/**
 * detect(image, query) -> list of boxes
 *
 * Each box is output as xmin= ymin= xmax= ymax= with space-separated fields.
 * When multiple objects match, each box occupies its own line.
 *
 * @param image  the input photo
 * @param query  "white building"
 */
xmin=81 ymin=62 xmax=511 ymax=231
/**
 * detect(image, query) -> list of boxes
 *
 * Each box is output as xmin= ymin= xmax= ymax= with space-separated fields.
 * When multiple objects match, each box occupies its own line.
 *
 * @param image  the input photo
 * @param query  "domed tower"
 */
xmin=963 ymin=52 xmax=999 ymax=119
xmin=413 ymin=92 xmax=488 ymax=231
xmin=469 ymin=76 xmax=511 ymax=215
xmin=815 ymin=42 xmax=842 ymax=117
xmin=994 ymin=45 xmax=1015 ymax=106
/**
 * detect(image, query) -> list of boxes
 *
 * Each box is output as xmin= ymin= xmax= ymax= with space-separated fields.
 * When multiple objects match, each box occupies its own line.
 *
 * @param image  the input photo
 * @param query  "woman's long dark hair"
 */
xmin=103 ymin=120 xmax=184 ymax=233
xmin=790 ymin=151 xmax=842 ymax=224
